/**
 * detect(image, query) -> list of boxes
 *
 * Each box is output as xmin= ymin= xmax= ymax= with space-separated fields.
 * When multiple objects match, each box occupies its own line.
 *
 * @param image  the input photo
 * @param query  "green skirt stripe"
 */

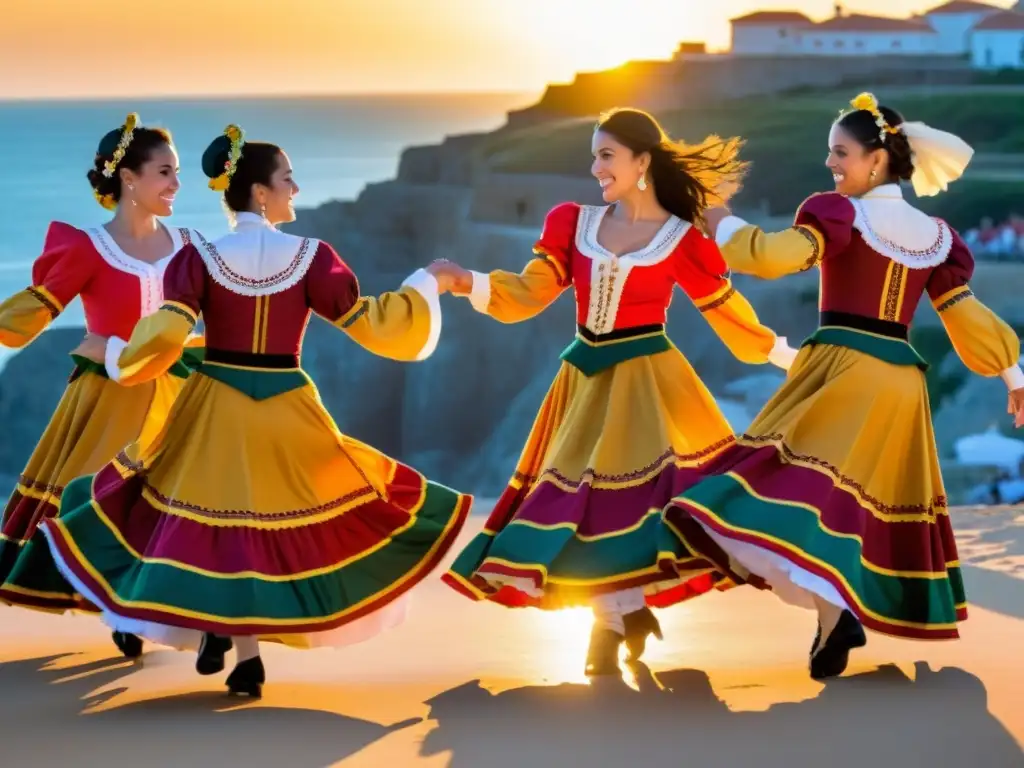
xmin=680 ymin=473 xmax=963 ymax=627
xmin=53 ymin=477 xmax=466 ymax=624
xmin=448 ymin=511 xmax=699 ymax=585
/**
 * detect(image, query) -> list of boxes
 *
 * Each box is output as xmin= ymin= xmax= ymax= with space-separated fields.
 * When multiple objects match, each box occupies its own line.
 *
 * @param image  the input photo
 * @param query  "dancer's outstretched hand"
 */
xmin=1009 ymin=387 xmax=1024 ymax=428
xmin=427 ymin=259 xmax=472 ymax=295
xmin=72 ymin=331 xmax=109 ymax=364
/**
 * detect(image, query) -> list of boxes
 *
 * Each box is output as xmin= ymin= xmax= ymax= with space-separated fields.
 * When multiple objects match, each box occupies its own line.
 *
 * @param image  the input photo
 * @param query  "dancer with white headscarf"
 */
xmin=660 ymin=93 xmax=1024 ymax=680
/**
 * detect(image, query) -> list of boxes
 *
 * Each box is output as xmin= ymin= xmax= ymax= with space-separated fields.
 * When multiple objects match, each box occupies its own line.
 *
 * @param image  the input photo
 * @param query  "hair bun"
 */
xmin=202 ymin=134 xmax=233 ymax=179
xmin=96 ymin=128 xmax=123 ymax=158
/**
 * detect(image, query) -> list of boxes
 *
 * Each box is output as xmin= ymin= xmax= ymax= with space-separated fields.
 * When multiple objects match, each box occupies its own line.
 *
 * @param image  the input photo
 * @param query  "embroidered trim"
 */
xmin=575 ymin=205 xmax=691 ymax=267
xmin=740 ymin=434 xmax=947 ymax=516
xmin=85 ymin=226 xmax=182 ymax=317
xmin=340 ymin=299 xmax=369 ymax=328
xmin=698 ymin=286 xmax=736 ymax=313
xmin=195 ymin=230 xmax=317 ymax=297
xmin=575 ymin=205 xmax=682 ymax=333
xmin=142 ymin=478 xmax=374 ymax=523
xmin=162 ymin=303 xmax=197 ymax=328
xmin=794 ymin=226 xmax=821 ymax=271
xmin=512 ymin=437 xmax=736 ymax=489
xmin=850 ymin=199 xmax=951 ymax=268
xmin=881 ymin=263 xmax=906 ymax=322
xmin=27 ymin=286 xmax=61 ymax=318
xmin=16 ymin=474 xmax=65 ymax=498
xmin=936 ymin=287 xmax=974 ymax=313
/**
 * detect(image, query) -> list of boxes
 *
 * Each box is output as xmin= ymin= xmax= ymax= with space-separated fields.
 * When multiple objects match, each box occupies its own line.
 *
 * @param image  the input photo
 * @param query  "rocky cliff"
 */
xmin=2 ymin=135 xmax=1022 ymax=502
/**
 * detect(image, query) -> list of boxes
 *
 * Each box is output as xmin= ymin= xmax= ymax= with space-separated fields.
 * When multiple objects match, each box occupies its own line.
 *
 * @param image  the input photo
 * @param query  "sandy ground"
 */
xmin=1 ymin=504 xmax=1022 ymax=767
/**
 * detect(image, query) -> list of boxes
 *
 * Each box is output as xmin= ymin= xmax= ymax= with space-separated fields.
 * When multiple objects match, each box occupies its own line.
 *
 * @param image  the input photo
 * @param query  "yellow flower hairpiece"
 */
xmin=102 ymin=112 xmax=139 ymax=178
xmin=93 ymin=189 xmax=117 ymax=211
xmin=848 ymin=92 xmax=900 ymax=143
xmin=209 ymin=124 xmax=245 ymax=191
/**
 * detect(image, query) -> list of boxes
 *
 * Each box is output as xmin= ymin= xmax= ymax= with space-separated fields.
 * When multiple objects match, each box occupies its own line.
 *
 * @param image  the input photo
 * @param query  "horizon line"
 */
xmin=0 ymin=88 xmax=543 ymax=105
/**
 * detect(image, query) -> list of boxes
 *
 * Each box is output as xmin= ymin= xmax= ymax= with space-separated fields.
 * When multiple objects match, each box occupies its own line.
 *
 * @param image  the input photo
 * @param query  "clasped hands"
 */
xmin=426 ymin=259 xmax=473 ymax=295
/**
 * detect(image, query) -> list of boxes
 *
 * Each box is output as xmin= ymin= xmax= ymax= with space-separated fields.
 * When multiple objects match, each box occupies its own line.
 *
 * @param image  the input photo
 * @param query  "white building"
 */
xmin=799 ymin=14 xmax=936 ymax=56
xmin=971 ymin=10 xmax=1024 ymax=69
xmin=725 ymin=0 xmax=1024 ymax=67
xmin=728 ymin=10 xmax=812 ymax=55
xmin=926 ymin=1 xmax=1003 ymax=55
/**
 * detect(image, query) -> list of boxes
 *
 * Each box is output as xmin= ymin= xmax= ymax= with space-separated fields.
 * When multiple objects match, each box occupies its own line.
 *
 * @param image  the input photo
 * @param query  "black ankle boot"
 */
xmin=584 ymin=627 xmax=624 ymax=677
xmin=196 ymin=633 xmax=234 ymax=676
xmin=226 ymin=656 xmax=265 ymax=698
xmin=810 ymin=609 xmax=867 ymax=680
xmin=623 ymin=606 xmax=663 ymax=663
xmin=112 ymin=631 xmax=143 ymax=659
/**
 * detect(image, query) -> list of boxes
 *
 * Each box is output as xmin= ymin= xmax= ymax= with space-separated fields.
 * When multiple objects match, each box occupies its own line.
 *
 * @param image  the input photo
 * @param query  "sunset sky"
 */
xmin=0 ymin=0 xmax=1015 ymax=98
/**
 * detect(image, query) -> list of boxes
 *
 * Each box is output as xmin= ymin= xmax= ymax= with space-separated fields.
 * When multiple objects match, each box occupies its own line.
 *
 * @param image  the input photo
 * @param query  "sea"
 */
xmin=0 ymin=92 xmax=535 ymax=342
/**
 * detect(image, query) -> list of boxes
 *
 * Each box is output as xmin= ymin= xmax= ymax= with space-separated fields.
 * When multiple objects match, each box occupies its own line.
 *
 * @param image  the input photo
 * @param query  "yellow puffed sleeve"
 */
xmin=335 ymin=269 xmax=441 ymax=361
xmin=931 ymin=287 xmax=1022 ymax=384
xmin=675 ymin=230 xmax=796 ymax=369
xmin=927 ymin=233 xmax=1023 ymax=390
xmin=109 ymin=244 xmax=207 ymax=385
xmin=714 ymin=193 xmax=856 ymax=280
xmin=113 ymin=302 xmax=196 ymax=386
xmin=466 ymin=257 xmax=568 ymax=324
xmin=691 ymin=283 xmax=780 ymax=365
xmin=0 ymin=290 xmax=58 ymax=348
xmin=464 ymin=201 xmax=576 ymax=324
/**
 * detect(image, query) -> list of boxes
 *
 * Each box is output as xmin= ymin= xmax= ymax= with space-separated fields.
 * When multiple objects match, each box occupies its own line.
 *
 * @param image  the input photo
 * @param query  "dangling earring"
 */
xmin=869 ymin=170 xmax=877 ymax=181
xmin=260 ymin=203 xmax=267 ymax=219
xmin=637 ymin=173 xmax=647 ymax=192
xmin=127 ymin=183 xmax=137 ymax=206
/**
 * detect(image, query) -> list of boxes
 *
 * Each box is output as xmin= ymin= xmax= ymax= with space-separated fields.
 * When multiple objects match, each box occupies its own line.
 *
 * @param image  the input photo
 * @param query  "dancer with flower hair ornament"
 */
xmin=662 ymin=92 xmax=1024 ymax=679
xmin=42 ymin=124 xmax=471 ymax=698
xmin=0 ymin=113 xmax=204 ymax=660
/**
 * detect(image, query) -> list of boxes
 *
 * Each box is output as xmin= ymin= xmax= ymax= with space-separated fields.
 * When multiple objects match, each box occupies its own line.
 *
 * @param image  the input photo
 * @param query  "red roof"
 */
xmin=812 ymin=14 xmax=936 ymax=32
xmin=973 ymin=10 xmax=1024 ymax=29
xmin=925 ymin=1 xmax=1000 ymax=14
xmin=731 ymin=11 xmax=812 ymax=25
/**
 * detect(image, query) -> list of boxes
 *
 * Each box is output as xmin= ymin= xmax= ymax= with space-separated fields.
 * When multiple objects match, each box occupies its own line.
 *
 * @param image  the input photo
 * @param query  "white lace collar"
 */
xmin=575 ymin=205 xmax=691 ymax=266
xmin=849 ymin=184 xmax=951 ymax=269
xmin=194 ymin=212 xmax=318 ymax=296
xmin=85 ymin=222 xmax=187 ymax=276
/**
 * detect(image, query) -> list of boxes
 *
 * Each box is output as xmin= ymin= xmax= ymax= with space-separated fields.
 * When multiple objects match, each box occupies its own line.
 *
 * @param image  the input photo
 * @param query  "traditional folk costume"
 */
xmin=41 ymin=213 xmax=471 ymax=696
xmin=0 ymin=222 xmax=202 ymax=631
xmin=663 ymin=122 xmax=1023 ymax=678
xmin=442 ymin=201 xmax=794 ymax=673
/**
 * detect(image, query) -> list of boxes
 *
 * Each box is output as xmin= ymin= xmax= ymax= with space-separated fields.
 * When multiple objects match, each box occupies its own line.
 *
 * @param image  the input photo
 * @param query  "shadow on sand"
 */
xmin=0 ymin=653 xmax=417 ymax=767
xmin=422 ymin=662 xmax=1023 ymax=768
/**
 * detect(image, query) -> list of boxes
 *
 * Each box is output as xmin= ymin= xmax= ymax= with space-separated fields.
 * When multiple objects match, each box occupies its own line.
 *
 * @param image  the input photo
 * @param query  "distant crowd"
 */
xmin=962 ymin=215 xmax=1024 ymax=262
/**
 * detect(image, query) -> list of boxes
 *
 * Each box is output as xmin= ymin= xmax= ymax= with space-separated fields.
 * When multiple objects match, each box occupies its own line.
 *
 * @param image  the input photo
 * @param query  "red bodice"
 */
xmin=164 ymin=238 xmax=358 ymax=356
xmin=536 ymin=202 xmax=734 ymax=335
xmin=30 ymin=222 xmax=194 ymax=340
xmin=795 ymin=192 xmax=974 ymax=325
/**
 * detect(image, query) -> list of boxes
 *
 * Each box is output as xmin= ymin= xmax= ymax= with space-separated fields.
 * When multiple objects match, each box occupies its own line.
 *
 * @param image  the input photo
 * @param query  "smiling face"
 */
xmin=254 ymin=151 xmax=300 ymax=225
xmin=591 ymin=129 xmax=648 ymax=204
xmin=120 ymin=142 xmax=180 ymax=216
xmin=826 ymin=123 xmax=887 ymax=197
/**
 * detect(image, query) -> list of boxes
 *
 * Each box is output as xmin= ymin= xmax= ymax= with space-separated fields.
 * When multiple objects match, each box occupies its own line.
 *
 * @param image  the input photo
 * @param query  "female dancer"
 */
xmin=0 ymin=113 xmax=203 ymax=658
xmin=663 ymin=93 xmax=1024 ymax=680
xmin=41 ymin=125 xmax=471 ymax=697
xmin=433 ymin=107 xmax=795 ymax=676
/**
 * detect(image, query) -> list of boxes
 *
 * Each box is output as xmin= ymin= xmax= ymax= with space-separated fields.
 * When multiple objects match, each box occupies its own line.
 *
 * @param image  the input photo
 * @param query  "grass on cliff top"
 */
xmin=480 ymin=88 xmax=1024 ymax=227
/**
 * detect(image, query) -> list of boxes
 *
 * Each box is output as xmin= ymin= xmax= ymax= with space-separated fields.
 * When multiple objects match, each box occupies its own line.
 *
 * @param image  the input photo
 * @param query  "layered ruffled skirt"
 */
xmin=443 ymin=346 xmax=743 ymax=610
xmin=664 ymin=339 xmax=966 ymax=640
xmin=0 ymin=355 xmax=189 ymax=611
xmin=41 ymin=366 xmax=471 ymax=649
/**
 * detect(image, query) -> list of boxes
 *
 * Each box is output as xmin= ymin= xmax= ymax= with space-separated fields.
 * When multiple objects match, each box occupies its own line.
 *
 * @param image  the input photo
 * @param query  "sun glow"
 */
xmin=520 ymin=1 xmax=726 ymax=74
